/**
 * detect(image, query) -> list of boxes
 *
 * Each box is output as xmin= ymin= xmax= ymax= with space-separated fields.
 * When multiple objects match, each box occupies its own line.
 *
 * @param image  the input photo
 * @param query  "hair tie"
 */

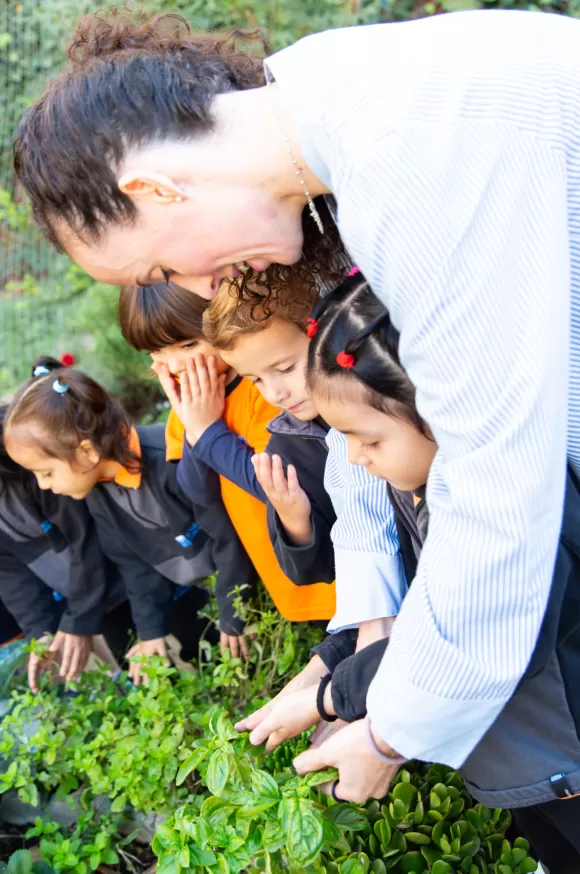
xmin=336 ymin=351 xmax=356 ymax=369
xmin=33 ymin=365 xmax=50 ymax=378
xmin=52 ymin=379 xmax=69 ymax=395
xmin=306 ymin=317 xmax=318 ymax=339
xmin=60 ymin=353 xmax=76 ymax=367
xmin=348 ymin=266 xmax=361 ymax=277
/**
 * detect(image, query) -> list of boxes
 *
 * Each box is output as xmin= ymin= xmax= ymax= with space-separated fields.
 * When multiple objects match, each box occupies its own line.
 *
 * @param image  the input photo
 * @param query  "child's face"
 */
xmin=150 ymin=338 xmax=229 ymax=377
xmin=313 ymin=393 xmax=437 ymax=491
xmin=5 ymin=430 xmax=104 ymax=500
xmin=220 ymin=319 xmax=318 ymax=421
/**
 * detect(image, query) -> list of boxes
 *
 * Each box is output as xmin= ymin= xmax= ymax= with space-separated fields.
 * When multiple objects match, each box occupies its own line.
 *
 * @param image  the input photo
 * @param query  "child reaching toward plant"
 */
xmin=117 ymin=282 xmax=337 ymax=627
xmin=3 ymin=359 xmax=255 ymax=684
xmin=0 ymin=391 xmax=128 ymax=692
xmin=242 ymin=271 xmax=580 ymax=871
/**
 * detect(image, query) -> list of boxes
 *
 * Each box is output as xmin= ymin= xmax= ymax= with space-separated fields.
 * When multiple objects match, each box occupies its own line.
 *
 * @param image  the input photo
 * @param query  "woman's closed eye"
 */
xmin=361 ymin=441 xmax=380 ymax=451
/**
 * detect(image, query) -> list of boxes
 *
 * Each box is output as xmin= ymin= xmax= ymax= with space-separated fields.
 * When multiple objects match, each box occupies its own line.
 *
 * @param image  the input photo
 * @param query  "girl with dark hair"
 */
xmin=0 ymin=381 xmax=128 ymax=691
xmin=245 ymin=274 xmax=580 ymax=871
xmin=3 ymin=359 xmax=255 ymax=685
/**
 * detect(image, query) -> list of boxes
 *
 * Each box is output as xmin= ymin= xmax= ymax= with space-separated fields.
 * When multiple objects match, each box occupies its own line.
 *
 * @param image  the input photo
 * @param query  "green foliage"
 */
xmin=0 ymin=849 xmax=52 ymax=874
xmin=25 ymin=815 xmax=120 ymax=874
xmin=152 ymin=721 xmax=538 ymax=874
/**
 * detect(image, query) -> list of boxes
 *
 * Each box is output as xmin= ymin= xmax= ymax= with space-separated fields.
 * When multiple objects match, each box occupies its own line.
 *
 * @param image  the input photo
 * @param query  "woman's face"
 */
xmin=312 ymin=391 xmax=437 ymax=492
xmin=60 ymin=167 xmax=306 ymax=299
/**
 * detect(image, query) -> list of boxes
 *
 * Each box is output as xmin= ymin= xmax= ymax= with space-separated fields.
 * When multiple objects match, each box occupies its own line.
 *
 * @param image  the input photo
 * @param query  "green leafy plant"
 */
xmin=152 ymin=712 xmax=538 ymax=874
xmin=0 ymin=849 xmax=52 ymax=874
xmin=25 ymin=814 xmax=120 ymax=874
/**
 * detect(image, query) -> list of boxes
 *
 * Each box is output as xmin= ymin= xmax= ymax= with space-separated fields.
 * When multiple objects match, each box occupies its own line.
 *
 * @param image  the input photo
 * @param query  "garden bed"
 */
xmin=0 ymin=602 xmax=540 ymax=874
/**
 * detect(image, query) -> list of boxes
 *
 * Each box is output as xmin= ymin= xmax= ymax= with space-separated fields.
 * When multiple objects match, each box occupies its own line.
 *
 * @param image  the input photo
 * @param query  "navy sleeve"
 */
xmin=188 ymin=420 xmax=266 ymax=501
xmin=193 ymin=500 xmax=258 ymax=636
xmin=174 ymin=436 xmax=222 ymax=508
xmin=331 ymin=637 xmax=389 ymax=722
xmin=311 ymin=629 xmax=358 ymax=673
xmin=0 ymin=547 xmax=59 ymax=640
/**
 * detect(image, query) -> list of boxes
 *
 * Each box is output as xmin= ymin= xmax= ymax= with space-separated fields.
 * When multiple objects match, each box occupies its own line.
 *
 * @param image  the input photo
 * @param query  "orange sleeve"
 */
xmin=247 ymin=390 xmax=279 ymax=454
xmin=165 ymin=409 xmax=185 ymax=461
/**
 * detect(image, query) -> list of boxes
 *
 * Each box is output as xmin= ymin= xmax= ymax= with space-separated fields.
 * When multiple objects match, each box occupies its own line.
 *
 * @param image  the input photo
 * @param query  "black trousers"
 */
xmin=101 ymin=584 xmax=217 ymax=666
xmin=511 ymin=795 xmax=580 ymax=873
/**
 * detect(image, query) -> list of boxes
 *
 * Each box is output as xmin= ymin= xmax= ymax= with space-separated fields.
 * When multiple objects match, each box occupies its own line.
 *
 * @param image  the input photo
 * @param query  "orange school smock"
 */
xmin=166 ymin=378 xmax=336 ymax=622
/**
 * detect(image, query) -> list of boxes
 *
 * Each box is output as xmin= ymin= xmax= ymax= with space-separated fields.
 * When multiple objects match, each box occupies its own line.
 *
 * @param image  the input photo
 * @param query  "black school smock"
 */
xmin=265 ymin=412 xmax=337 ymax=587
xmin=85 ymin=425 xmax=255 ymax=640
xmin=0 ymin=451 xmax=125 ymax=640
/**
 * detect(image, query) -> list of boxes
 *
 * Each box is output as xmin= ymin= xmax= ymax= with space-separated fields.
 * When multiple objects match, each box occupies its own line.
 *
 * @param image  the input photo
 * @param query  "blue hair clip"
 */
xmin=33 ymin=365 xmax=50 ymax=377
xmin=52 ymin=379 xmax=69 ymax=395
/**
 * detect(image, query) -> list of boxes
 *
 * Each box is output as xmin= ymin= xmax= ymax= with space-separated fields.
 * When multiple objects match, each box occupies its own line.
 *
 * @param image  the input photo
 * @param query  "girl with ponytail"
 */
xmin=4 ymin=357 xmax=255 ymax=685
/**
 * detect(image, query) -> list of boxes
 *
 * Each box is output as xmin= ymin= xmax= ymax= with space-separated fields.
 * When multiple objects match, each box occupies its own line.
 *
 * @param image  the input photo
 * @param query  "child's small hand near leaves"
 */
xmin=154 ymin=355 xmax=226 ymax=446
xmin=126 ymin=637 xmax=169 ymax=686
xmin=220 ymin=631 xmax=252 ymax=660
xmin=28 ymin=632 xmax=92 ymax=692
xmin=252 ymin=453 xmax=312 ymax=546
xmin=241 ymin=684 xmax=321 ymax=752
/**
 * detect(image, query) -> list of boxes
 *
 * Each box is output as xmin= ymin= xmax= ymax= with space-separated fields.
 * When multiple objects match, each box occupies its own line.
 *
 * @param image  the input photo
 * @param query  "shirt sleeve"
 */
xmin=0 ymin=548 xmax=59 ymax=640
xmin=343 ymin=121 xmax=570 ymax=765
xmin=324 ymin=430 xmax=407 ymax=631
xmin=188 ymin=420 xmax=266 ymax=502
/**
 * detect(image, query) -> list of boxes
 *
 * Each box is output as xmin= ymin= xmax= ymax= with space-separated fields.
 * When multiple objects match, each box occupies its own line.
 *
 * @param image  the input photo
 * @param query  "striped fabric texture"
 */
xmin=267 ymin=9 xmax=580 ymax=764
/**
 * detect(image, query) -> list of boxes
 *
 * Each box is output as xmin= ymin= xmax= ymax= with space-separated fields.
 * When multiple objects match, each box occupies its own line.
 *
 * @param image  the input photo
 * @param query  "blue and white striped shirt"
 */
xmin=324 ymin=429 xmax=407 ymax=632
xmin=267 ymin=9 xmax=580 ymax=765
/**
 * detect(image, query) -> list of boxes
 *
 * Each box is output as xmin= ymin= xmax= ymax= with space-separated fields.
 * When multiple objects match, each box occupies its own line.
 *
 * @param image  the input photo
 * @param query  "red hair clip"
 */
xmin=336 ymin=350 xmax=356 ymax=369
xmin=348 ymin=266 xmax=361 ymax=277
xmin=60 ymin=353 xmax=76 ymax=367
xmin=306 ymin=317 xmax=318 ymax=339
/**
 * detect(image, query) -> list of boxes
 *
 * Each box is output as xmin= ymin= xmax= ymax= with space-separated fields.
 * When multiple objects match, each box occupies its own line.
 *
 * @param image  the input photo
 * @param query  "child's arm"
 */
xmin=157 ymin=358 xmax=266 ymax=501
xmin=325 ymin=430 xmax=406 ymax=633
xmin=0 ymin=549 xmax=58 ymax=641
xmin=253 ymin=452 xmax=336 ymax=586
xmin=192 ymin=498 xmax=258 ymax=654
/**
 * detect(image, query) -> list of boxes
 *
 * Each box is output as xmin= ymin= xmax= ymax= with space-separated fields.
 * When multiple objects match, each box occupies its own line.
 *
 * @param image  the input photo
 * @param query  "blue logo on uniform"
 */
xmin=40 ymin=520 xmax=52 ymax=533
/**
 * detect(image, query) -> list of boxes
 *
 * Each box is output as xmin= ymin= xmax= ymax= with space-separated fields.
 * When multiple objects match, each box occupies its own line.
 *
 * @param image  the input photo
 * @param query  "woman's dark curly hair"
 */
xmin=13 ymin=8 xmax=348 ymax=295
xmin=4 ymin=356 xmax=142 ymax=473
xmin=307 ymin=272 xmax=429 ymax=434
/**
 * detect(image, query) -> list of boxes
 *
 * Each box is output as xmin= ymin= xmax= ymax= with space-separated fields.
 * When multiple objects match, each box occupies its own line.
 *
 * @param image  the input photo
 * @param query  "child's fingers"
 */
xmin=206 ymin=356 xmax=220 ymax=394
xmin=157 ymin=365 xmax=182 ymax=408
xmin=28 ymin=655 xmax=41 ymax=693
xmin=286 ymin=464 xmax=301 ymax=496
xmin=185 ymin=358 xmax=202 ymax=398
xmin=253 ymin=453 xmax=274 ymax=491
xmin=180 ymin=367 xmax=193 ymax=407
xmin=271 ymin=455 xmax=289 ymax=496
xmin=193 ymin=354 xmax=210 ymax=396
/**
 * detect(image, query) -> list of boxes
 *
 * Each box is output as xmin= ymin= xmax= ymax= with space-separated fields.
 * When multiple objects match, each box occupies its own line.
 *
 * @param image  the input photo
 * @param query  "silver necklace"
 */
xmin=267 ymin=80 xmax=325 ymax=235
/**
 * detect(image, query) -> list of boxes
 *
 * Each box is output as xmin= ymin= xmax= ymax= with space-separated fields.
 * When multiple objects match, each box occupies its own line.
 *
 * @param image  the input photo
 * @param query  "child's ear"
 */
xmin=78 ymin=439 xmax=100 ymax=467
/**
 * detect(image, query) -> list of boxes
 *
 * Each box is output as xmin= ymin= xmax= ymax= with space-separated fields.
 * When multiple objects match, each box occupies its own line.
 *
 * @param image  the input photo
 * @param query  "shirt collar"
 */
xmin=111 ymin=427 xmax=142 ymax=489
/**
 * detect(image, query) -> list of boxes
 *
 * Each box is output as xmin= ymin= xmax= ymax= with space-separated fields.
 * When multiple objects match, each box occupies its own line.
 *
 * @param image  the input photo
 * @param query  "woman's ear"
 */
xmin=118 ymin=170 xmax=186 ymax=204
xmin=78 ymin=439 xmax=100 ymax=467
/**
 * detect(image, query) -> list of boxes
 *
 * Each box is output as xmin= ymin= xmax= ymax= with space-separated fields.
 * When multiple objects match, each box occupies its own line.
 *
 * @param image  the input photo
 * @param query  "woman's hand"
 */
xmin=154 ymin=356 xmax=225 ymax=446
xmin=220 ymin=631 xmax=251 ymax=660
xmin=126 ymin=637 xmax=169 ymax=685
xmin=252 ymin=453 xmax=312 ymax=545
xmin=293 ymin=718 xmax=403 ymax=804
xmin=241 ymin=684 xmax=321 ymax=752
xmin=235 ymin=654 xmax=328 ymax=734
xmin=28 ymin=631 xmax=92 ymax=692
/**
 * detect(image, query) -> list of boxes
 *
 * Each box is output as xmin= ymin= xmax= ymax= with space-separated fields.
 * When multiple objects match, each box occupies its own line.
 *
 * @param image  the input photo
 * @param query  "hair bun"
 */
xmin=31 ymin=355 xmax=64 ymax=378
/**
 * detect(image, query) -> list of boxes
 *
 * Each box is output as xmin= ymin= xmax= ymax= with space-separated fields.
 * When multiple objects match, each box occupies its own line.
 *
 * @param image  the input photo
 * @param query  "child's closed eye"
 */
xmin=278 ymin=363 xmax=295 ymax=375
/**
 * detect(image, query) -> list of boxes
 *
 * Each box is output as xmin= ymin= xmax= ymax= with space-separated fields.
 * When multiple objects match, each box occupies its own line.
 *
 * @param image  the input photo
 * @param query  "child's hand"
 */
xmin=154 ymin=356 xmax=226 ymax=445
xmin=240 ymin=684 xmax=321 ymax=752
xmin=28 ymin=631 xmax=92 ymax=692
xmin=220 ymin=631 xmax=251 ymax=660
xmin=235 ymin=654 xmax=327 ymax=734
xmin=252 ymin=453 xmax=313 ymax=546
xmin=126 ymin=637 xmax=169 ymax=686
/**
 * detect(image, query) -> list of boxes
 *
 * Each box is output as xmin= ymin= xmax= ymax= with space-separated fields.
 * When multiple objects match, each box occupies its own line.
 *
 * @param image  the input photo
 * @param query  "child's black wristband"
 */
xmin=316 ymin=674 xmax=338 ymax=723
